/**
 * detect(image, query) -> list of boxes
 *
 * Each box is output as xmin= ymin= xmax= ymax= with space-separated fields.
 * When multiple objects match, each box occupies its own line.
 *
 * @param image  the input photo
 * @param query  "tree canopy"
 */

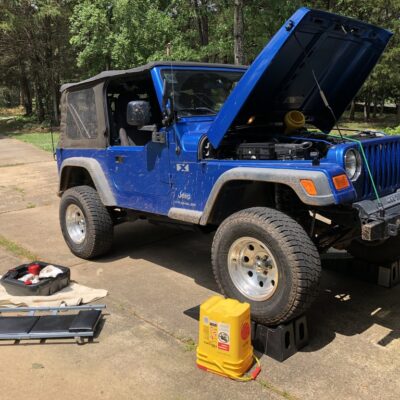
xmin=0 ymin=0 xmax=399 ymax=123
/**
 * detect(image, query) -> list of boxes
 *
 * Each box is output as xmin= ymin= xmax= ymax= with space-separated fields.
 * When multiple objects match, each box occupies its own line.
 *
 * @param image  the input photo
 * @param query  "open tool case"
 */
xmin=0 ymin=262 xmax=70 ymax=296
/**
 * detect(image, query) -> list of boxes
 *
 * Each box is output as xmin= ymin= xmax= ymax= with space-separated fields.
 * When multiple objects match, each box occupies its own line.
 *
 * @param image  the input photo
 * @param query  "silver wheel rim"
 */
xmin=65 ymin=204 xmax=87 ymax=244
xmin=227 ymin=237 xmax=279 ymax=301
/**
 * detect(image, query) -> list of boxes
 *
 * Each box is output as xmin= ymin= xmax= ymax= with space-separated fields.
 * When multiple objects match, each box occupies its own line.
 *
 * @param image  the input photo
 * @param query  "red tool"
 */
xmin=27 ymin=263 xmax=41 ymax=275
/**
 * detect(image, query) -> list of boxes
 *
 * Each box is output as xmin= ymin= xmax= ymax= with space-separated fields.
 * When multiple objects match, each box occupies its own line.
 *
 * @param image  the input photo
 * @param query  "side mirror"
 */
xmin=127 ymin=100 xmax=151 ymax=126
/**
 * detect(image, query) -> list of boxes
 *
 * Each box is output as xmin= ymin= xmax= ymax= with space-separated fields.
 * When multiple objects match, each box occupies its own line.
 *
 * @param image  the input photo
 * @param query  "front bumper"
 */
xmin=353 ymin=190 xmax=400 ymax=241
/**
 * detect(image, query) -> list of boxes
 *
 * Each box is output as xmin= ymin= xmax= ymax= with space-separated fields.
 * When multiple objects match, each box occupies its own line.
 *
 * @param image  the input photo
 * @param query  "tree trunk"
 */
xmin=379 ymin=97 xmax=385 ymax=117
xmin=34 ymin=81 xmax=45 ymax=122
xmin=363 ymin=102 xmax=368 ymax=122
xmin=4 ymin=90 xmax=12 ymax=108
xmin=18 ymin=62 xmax=32 ymax=115
xmin=234 ymin=0 xmax=245 ymax=65
xmin=349 ymin=101 xmax=355 ymax=120
xmin=367 ymin=102 xmax=371 ymax=120
xmin=52 ymin=84 xmax=59 ymax=126
xmin=397 ymin=103 xmax=400 ymax=124
xmin=192 ymin=0 xmax=209 ymax=61
xmin=373 ymin=98 xmax=377 ymax=119
xmin=20 ymin=75 xmax=32 ymax=116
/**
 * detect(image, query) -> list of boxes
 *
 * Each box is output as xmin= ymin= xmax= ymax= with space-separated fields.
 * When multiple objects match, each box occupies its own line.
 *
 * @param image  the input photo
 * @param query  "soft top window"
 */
xmin=66 ymin=88 xmax=98 ymax=139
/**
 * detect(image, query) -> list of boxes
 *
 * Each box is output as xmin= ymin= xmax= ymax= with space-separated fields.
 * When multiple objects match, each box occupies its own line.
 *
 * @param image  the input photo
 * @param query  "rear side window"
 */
xmin=66 ymin=88 xmax=98 ymax=139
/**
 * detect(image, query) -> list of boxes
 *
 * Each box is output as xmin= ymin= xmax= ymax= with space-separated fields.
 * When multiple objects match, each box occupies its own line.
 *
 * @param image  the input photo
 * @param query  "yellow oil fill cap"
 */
xmin=284 ymin=110 xmax=305 ymax=133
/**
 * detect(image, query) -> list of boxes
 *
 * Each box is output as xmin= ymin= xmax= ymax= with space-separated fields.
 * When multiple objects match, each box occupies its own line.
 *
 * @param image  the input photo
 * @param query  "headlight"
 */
xmin=344 ymin=149 xmax=362 ymax=181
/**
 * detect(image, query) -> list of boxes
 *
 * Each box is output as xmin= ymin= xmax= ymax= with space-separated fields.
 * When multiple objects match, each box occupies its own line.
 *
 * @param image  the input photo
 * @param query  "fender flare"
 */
xmin=198 ymin=167 xmax=336 ymax=225
xmin=58 ymin=157 xmax=116 ymax=206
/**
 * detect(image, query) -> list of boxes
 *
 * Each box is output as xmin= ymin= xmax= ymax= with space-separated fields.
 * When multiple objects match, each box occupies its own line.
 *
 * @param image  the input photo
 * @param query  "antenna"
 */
xmin=50 ymin=123 xmax=56 ymax=160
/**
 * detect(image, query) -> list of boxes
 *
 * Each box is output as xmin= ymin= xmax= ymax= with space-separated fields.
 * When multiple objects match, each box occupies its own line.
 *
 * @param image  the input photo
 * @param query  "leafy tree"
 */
xmin=0 ymin=0 xmax=76 ymax=123
xmin=1 ymin=0 xmax=400 ymax=124
xmin=312 ymin=0 xmax=400 ymax=121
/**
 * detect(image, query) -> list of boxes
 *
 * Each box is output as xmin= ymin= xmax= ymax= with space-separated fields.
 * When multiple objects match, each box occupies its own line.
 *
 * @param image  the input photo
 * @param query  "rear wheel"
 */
xmin=211 ymin=207 xmax=321 ymax=325
xmin=60 ymin=185 xmax=113 ymax=259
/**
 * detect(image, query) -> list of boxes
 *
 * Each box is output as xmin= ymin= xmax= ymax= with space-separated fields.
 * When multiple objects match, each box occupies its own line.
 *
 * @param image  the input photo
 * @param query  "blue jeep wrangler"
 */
xmin=57 ymin=8 xmax=396 ymax=324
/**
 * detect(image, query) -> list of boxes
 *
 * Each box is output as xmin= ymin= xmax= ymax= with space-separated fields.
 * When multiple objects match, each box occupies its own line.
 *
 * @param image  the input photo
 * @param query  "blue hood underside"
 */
xmin=207 ymin=7 xmax=392 ymax=148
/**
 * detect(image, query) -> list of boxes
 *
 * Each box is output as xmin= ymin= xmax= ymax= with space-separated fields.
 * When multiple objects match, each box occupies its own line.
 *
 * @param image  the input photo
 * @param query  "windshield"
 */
xmin=161 ymin=69 xmax=244 ymax=117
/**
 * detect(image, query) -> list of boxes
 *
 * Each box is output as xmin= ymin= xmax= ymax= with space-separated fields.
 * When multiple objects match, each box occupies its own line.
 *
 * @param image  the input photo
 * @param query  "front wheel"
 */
xmin=211 ymin=207 xmax=321 ymax=325
xmin=60 ymin=185 xmax=113 ymax=259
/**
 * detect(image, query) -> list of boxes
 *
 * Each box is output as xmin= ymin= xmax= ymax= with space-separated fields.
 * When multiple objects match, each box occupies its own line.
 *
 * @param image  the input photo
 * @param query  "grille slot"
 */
xmin=361 ymin=138 xmax=400 ymax=199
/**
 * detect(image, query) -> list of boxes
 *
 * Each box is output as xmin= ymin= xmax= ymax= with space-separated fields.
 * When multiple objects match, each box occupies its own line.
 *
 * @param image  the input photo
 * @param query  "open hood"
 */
xmin=207 ymin=7 xmax=392 ymax=148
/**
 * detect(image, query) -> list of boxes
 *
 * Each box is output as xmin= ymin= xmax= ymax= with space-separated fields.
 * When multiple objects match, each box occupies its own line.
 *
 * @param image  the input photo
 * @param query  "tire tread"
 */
xmin=211 ymin=207 xmax=321 ymax=325
xmin=60 ymin=185 xmax=113 ymax=259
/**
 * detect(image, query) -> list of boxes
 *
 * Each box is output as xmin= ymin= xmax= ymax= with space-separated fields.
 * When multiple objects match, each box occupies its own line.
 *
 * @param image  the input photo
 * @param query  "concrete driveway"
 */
xmin=0 ymin=135 xmax=399 ymax=400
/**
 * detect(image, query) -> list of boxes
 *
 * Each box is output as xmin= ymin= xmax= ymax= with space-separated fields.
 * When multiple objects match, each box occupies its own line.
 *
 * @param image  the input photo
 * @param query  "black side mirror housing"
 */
xmin=127 ymin=101 xmax=151 ymax=126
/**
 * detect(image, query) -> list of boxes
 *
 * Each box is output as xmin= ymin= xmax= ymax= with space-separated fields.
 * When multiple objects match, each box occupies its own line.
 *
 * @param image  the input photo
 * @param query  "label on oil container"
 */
xmin=217 ymin=323 xmax=230 ymax=352
xmin=209 ymin=320 xmax=218 ymax=347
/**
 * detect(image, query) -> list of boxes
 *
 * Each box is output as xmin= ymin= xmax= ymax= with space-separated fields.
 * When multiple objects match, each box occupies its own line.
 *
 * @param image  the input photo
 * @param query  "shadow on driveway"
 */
xmin=97 ymin=220 xmax=400 ymax=354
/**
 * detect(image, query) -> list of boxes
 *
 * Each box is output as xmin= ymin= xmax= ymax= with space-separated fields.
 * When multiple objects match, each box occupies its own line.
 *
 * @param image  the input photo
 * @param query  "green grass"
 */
xmin=181 ymin=337 xmax=197 ymax=352
xmin=0 ymin=114 xmax=59 ymax=153
xmin=337 ymin=111 xmax=399 ymax=134
xmin=7 ymin=132 xmax=59 ymax=152
xmin=0 ymin=163 xmax=26 ymax=168
xmin=0 ymin=234 xmax=39 ymax=261
xmin=258 ymin=379 xmax=299 ymax=400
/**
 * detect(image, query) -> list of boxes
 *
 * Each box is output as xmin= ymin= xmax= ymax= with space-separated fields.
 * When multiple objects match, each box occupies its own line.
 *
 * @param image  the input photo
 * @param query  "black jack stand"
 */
xmin=322 ymin=252 xmax=400 ymax=288
xmin=183 ymin=304 xmax=309 ymax=362
xmin=251 ymin=315 xmax=308 ymax=362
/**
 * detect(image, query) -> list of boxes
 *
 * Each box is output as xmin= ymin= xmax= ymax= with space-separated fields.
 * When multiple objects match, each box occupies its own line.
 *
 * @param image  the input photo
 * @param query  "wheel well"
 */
xmin=207 ymin=181 xmax=309 ymax=225
xmin=59 ymin=166 xmax=95 ymax=194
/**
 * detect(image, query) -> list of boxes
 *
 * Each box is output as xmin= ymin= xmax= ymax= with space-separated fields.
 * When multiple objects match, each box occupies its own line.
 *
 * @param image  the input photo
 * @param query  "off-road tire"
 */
xmin=348 ymin=236 xmax=400 ymax=265
xmin=211 ymin=207 xmax=321 ymax=325
xmin=60 ymin=185 xmax=113 ymax=259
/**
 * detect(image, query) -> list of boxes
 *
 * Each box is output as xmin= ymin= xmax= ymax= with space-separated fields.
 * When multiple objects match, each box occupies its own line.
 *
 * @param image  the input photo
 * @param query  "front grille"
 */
xmin=362 ymin=137 xmax=400 ymax=199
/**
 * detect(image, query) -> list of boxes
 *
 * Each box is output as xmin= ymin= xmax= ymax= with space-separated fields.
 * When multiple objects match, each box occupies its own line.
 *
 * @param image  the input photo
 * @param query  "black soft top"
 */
xmin=60 ymin=61 xmax=247 ymax=92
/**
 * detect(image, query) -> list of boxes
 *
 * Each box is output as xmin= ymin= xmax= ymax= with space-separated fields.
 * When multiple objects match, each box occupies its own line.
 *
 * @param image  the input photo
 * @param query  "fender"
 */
xmin=58 ymin=157 xmax=116 ymax=206
xmin=199 ymin=167 xmax=335 ymax=225
xmin=168 ymin=167 xmax=337 ymax=225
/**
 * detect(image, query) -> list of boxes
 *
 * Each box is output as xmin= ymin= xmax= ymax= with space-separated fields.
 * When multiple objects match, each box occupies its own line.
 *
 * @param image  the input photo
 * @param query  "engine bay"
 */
xmin=201 ymin=129 xmax=338 ymax=162
xmin=201 ymin=126 xmax=385 ymax=162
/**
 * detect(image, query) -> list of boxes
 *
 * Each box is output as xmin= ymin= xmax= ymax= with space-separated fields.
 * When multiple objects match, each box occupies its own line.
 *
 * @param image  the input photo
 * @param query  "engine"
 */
xmin=200 ymin=133 xmax=335 ymax=162
xmin=236 ymin=141 xmax=316 ymax=161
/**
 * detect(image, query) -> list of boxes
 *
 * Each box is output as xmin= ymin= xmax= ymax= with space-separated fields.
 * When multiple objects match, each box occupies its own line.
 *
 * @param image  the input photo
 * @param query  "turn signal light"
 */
xmin=300 ymin=179 xmax=317 ymax=196
xmin=333 ymin=174 xmax=350 ymax=191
